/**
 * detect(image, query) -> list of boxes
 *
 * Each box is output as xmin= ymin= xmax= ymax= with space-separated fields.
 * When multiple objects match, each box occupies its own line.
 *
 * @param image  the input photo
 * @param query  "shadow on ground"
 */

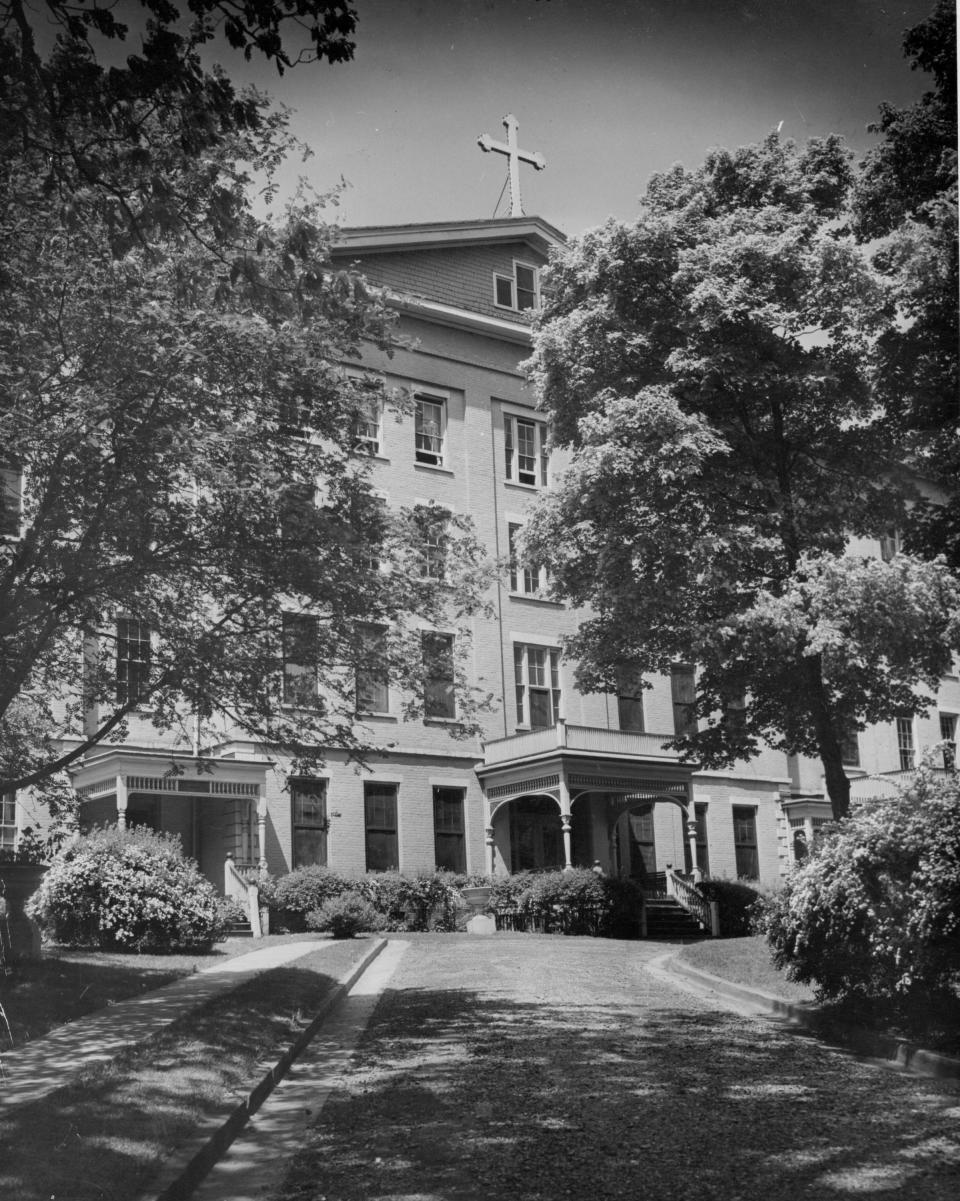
xmin=276 ymin=982 xmax=960 ymax=1201
xmin=0 ymin=964 xmax=343 ymax=1201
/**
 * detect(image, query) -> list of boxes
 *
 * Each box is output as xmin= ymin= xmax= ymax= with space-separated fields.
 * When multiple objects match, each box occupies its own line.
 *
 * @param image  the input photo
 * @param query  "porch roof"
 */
xmin=70 ymin=746 xmax=273 ymax=802
xmin=476 ymin=722 xmax=695 ymax=812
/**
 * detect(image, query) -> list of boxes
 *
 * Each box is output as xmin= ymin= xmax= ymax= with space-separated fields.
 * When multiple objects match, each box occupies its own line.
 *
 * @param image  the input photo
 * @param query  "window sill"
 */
xmin=357 ymin=712 xmax=399 ymax=723
xmin=507 ymin=591 xmax=564 ymax=608
xmin=503 ymin=480 xmax=544 ymax=494
xmin=415 ymin=463 xmax=455 ymax=477
xmin=423 ymin=716 xmax=460 ymax=726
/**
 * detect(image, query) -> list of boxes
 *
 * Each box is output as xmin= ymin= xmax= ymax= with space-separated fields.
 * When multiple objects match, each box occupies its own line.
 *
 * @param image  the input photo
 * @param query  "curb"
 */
xmin=664 ymin=954 xmax=960 ymax=1080
xmin=138 ymin=936 xmax=388 ymax=1201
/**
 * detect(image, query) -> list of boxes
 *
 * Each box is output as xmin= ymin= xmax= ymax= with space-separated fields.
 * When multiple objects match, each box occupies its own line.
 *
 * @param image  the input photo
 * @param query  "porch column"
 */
xmin=558 ymin=774 xmax=573 ymax=871
xmin=116 ymin=774 xmax=128 ymax=829
xmin=685 ymin=810 xmax=701 ymax=882
xmin=486 ymin=825 xmax=496 ymax=875
xmin=257 ymin=797 xmax=268 ymax=873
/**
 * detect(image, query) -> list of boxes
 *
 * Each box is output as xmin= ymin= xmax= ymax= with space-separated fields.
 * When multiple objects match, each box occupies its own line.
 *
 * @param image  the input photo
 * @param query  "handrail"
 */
xmin=224 ymin=853 xmax=262 ymax=938
xmin=665 ymin=866 xmax=719 ymax=937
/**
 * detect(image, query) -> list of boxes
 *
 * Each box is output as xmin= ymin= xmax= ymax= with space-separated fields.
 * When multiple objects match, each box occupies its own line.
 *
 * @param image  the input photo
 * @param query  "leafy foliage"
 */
xmin=757 ymin=771 xmax=960 ymax=1010
xmin=0 ymin=7 xmax=491 ymax=793
xmin=524 ymin=133 xmax=960 ymax=818
xmin=696 ymin=878 xmax=762 ymax=939
xmin=26 ymin=825 xmax=227 ymax=951
xmin=305 ymin=892 xmax=381 ymax=939
xmin=487 ymin=868 xmax=643 ymax=938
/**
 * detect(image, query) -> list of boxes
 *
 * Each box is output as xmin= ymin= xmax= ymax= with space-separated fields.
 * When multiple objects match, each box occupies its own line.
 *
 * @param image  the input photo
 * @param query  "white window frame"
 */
xmin=414 ymin=392 xmax=447 ymax=467
xmin=507 ymin=521 xmax=548 ymax=596
xmin=492 ymin=260 xmax=540 ymax=313
xmin=939 ymin=712 xmax=957 ymax=770
xmin=896 ymin=714 xmax=915 ymax=771
xmin=115 ymin=617 xmax=152 ymax=708
xmin=513 ymin=642 xmax=561 ymax=729
xmin=504 ymin=412 xmax=549 ymax=488
xmin=422 ymin=629 xmax=457 ymax=721
xmin=879 ymin=529 xmax=902 ymax=561
xmin=282 ymin=611 xmax=320 ymax=709
xmin=1 ymin=465 xmax=23 ymax=539
xmin=414 ymin=503 xmax=449 ymax=582
xmin=356 ymin=623 xmax=391 ymax=716
xmin=0 ymin=792 xmax=18 ymax=851
xmin=346 ymin=370 xmax=385 ymax=457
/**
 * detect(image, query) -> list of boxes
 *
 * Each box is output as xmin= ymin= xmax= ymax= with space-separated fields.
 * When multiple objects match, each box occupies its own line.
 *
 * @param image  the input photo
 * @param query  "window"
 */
xmin=940 ymin=713 xmax=957 ymax=770
xmin=732 ymin=806 xmax=759 ymax=879
xmin=616 ymin=665 xmax=645 ymax=733
xmin=508 ymin=523 xmax=548 ymax=595
xmin=423 ymin=631 xmax=456 ymax=719
xmin=493 ymin=261 xmax=539 ymax=312
xmin=514 ymin=644 xmax=561 ymax=729
xmin=694 ymin=803 xmax=710 ymax=876
xmin=415 ymin=505 xmax=448 ymax=581
xmin=364 ymin=782 xmax=398 ymax=871
xmin=116 ymin=618 xmax=151 ymax=706
xmin=279 ymin=483 xmax=315 ymax=549
xmin=356 ymin=625 xmax=389 ymax=714
xmin=723 ymin=692 xmax=747 ymax=739
xmin=840 ymin=723 xmax=861 ymax=767
xmin=1 ymin=465 xmax=22 ymax=538
xmin=504 ymin=414 xmax=548 ymax=487
xmin=896 ymin=714 xmax=915 ymax=770
xmin=0 ymin=793 xmax=17 ymax=851
xmin=292 ymin=778 xmax=327 ymax=868
xmin=415 ymin=394 xmax=445 ymax=466
xmin=282 ymin=613 xmax=319 ymax=707
xmin=433 ymin=786 xmax=466 ymax=873
xmin=351 ymin=377 xmax=384 ymax=455
xmin=670 ymin=664 xmax=697 ymax=737
xmin=879 ymin=530 xmax=902 ymax=561
xmin=627 ymin=807 xmax=656 ymax=876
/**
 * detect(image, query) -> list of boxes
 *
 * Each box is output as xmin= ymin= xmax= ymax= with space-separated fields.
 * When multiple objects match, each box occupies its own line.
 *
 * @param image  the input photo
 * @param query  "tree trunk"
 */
xmin=802 ymin=654 xmax=851 ymax=821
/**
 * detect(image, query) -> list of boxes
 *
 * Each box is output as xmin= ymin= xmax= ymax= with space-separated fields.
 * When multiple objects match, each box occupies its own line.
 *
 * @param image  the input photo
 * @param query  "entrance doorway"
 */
xmin=509 ymin=797 xmax=563 ymax=872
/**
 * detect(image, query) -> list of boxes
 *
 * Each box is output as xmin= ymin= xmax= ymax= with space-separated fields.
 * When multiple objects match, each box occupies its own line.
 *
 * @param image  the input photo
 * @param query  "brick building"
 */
xmin=5 ymin=214 xmax=958 ymax=898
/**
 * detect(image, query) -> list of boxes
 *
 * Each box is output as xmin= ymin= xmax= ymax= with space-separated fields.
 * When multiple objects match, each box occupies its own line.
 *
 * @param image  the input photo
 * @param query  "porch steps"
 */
xmin=643 ymin=897 xmax=705 ymax=941
xmin=223 ymin=920 xmax=254 ymax=939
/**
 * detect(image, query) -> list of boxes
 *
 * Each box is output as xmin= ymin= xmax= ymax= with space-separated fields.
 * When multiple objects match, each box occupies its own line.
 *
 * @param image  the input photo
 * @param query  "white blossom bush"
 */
xmin=758 ymin=770 xmax=960 ymax=1012
xmin=27 ymin=825 xmax=227 ymax=952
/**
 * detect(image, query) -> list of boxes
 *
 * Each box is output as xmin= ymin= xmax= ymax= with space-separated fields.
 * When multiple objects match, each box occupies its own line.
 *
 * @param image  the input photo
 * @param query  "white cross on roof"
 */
xmin=477 ymin=113 xmax=546 ymax=218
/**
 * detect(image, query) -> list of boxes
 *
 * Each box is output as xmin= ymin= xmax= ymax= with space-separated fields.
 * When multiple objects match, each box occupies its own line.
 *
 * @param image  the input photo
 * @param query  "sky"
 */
xmin=69 ymin=0 xmax=943 ymax=237
xmin=231 ymin=0 xmax=940 ymax=238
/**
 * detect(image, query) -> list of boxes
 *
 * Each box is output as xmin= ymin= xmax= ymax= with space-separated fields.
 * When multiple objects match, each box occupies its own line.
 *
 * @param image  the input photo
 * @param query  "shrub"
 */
xmin=484 ymin=869 xmax=642 ymax=937
xmin=265 ymin=866 xmax=354 ymax=932
xmin=697 ymin=878 xmax=762 ymax=938
xmin=306 ymin=892 xmax=381 ymax=939
xmin=756 ymin=772 xmax=960 ymax=1013
xmin=360 ymin=871 xmax=460 ymax=932
xmin=26 ymin=825 xmax=226 ymax=952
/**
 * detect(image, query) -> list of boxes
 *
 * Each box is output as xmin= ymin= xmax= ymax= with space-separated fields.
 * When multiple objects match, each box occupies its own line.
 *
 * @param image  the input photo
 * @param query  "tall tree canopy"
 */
xmin=852 ymin=0 xmax=959 ymax=566
xmin=0 ymin=2 xmax=490 ymax=796
xmin=523 ymin=134 xmax=960 ymax=820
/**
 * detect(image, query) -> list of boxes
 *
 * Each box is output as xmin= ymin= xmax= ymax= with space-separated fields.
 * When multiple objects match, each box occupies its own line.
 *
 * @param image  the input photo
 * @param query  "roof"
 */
xmin=329 ymin=215 xmax=566 ymax=259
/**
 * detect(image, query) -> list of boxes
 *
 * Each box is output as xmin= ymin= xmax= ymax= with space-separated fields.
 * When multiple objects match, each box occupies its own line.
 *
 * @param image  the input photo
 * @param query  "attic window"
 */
xmin=493 ymin=261 xmax=539 ymax=312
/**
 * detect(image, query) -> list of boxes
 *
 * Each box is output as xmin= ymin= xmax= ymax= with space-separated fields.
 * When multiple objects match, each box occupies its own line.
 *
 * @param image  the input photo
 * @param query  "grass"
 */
xmin=0 ymin=937 xmax=375 ymax=1201
xmin=0 ymin=932 xmax=323 ymax=1047
xmin=678 ymin=935 xmax=817 ymax=1003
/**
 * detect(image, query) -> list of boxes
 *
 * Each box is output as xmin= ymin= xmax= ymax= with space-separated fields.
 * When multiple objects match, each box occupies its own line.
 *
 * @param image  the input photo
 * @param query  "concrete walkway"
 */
xmin=0 ymin=940 xmax=339 ymax=1108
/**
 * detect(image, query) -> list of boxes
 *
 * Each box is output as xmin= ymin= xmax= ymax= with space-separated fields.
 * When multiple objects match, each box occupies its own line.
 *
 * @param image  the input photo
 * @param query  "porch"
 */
xmin=476 ymin=721 xmax=701 ymax=883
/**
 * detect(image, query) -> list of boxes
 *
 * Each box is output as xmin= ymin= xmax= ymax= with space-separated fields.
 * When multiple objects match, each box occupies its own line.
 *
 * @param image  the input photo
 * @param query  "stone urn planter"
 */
xmin=0 ymin=862 xmax=48 ymax=960
xmin=460 ymin=885 xmax=492 ymax=913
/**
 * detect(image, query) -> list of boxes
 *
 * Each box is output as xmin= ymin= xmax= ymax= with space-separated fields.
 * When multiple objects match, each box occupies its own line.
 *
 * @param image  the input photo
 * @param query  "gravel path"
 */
xmin=271 ymin=935 xmax=960 ymax=1201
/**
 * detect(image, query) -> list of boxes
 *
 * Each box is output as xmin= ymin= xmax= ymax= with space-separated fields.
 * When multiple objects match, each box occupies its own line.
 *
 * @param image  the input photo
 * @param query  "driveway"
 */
xmin=263 ymin=935 xmax=958 ymax=1200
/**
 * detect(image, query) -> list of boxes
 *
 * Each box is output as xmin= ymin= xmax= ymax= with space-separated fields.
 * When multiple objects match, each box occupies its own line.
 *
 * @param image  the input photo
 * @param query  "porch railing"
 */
xmin=224 ymin=853 xmax=262 ymax=938
xmin=482 ymin=721 xmax=682 ymax=767
xmin=665 ymin=867 xmax=720 ymax=937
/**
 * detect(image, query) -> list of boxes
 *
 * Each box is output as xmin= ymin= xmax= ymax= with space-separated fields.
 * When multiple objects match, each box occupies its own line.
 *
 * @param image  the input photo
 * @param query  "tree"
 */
xmin=852 ymin=0 xmax=959 ymax=566
xmin=0 ymin=9 xmax=491 ymax=795
xmin=523 ymin=133 xmax=960 ymax=821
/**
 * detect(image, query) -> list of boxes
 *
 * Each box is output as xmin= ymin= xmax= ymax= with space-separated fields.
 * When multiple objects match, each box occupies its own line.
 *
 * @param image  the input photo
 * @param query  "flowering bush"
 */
xmin=756 ymin=772 xmax=960 ymax=1010
xmin=261 ymin=866 xmax=354 ymax=931
xmin=359 ymin=871 xmax=460 ymax=932
xmin=305 ymin=892 xmax=382 ymax=938
xmin=26 ymin=825 xmax=227 ymax=952
xmin=485 ymin=869 xmax=642 ymax=937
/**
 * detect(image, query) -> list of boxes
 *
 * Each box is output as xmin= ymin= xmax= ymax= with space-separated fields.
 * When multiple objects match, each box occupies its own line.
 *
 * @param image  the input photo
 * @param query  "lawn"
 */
xmin=0 ymin=932 xmax=324 ymax=1047
xmin=0 ymin=937 xmax=376 ymax=1201
xmin=678 ymin=935 xmax=816 ymax=1003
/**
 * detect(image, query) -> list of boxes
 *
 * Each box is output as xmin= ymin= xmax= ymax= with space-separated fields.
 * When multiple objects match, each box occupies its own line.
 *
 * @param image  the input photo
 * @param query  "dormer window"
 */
xmin=493 ymin=261 xmax=539 ymax=312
